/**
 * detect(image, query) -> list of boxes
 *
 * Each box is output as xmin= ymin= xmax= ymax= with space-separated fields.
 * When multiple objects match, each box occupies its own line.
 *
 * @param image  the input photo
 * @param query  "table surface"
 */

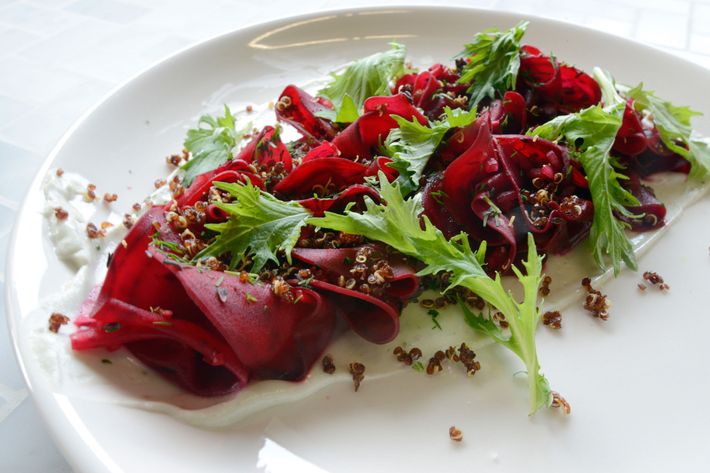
xmin=3 ymin=0 xmax=710 ymax=471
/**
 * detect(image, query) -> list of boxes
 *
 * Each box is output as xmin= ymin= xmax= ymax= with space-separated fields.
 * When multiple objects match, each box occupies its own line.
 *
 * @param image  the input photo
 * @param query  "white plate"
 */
xmin=7 ymin=6 xmax=710 ymax=473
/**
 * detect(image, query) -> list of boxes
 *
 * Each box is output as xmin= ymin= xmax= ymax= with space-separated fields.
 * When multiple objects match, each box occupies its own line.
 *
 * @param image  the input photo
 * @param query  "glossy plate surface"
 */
xmin=6 ymin=6 xmax=710 ymax=473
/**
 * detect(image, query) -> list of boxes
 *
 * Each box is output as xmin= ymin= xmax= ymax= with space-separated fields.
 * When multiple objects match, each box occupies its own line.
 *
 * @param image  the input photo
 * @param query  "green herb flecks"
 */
xmin=427 ymin=308 xmax=442 ymax=330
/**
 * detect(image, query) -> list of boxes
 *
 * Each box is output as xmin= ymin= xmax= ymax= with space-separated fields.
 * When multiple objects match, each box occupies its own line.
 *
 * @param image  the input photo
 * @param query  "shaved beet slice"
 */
xmin=364 ymin=156 xmax=398 ymax=181
xmin=299 ymin=184 xmax=381 ymax=217
xmin=72 ymin=206 xmax=337 ymax=395
xmin=333 ymin=94 xmax=427 ymax=160
xmin=558 ymin=65 xmax=601 ymax=113
xmin=162 ymin=254 xmax=336 ymax=381
xmin=427 ymin=124 xmax=595 ymax=271
xmin=613 ymin=102 xmax=647 ymax=156
xmin=437 ymin=116 xmax=486 ymax=165
xmin=441 ymin=119 xmax=498 ymax=228
xmin=395 ymin=70 xmax=445 ymax=119
xmin=308 ymin=280 xmax=401 ymax=344
xmin=489 ymin=91 xmax=527 ymax=134
xmin=275 ymin=85 xmax=337 ymax=142
xmin=71 ymin=207 xmax=247 ymax=395
xmin=293 ymin=246 xmax=419 ymax=299
xmin=292 ymin=246 xmax=420 ymax=344
xmin=301 ymin=141 xmax=340 ymax=163
xmin=273 ymin=157 xmax=369 ymax=198
xmin=394 ymin=64 xmax=467 ymax=119
xmin=422 ymin=174 xmax=461 ymax=239
xmin=73 ymin=300 xmax=247 ymax=396
xmin=236 ymin=126 xmax=292 ymax=172
xmin=615 ymin=113 xmax=692 ymax=177
xmin=620 ymin=174 xmax=667 ymax=231
xmin=518 ymin=45 xmax=601 ymax=123
xmin=178 ymin=163 xmax=264 ymax=207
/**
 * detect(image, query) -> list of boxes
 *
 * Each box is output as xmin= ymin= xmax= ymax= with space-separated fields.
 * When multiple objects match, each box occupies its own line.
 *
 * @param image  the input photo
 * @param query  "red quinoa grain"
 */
xmin=48 ymin=313 xmax=70 ymax=333
xmin=348 ymin=362 xmax=365 ymax=392
xmin=53 ymin=207 xmax=68 ymax=220
xmin=449 ymin=426 xmax=463 ymax=442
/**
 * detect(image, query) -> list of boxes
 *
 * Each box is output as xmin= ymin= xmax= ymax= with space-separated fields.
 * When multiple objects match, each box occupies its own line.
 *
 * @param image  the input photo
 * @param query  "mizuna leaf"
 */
xmin=531 ymin=71 xmax=638 ymax=275
xmin=457 ymin=21 xmax=528 ymax=107
xmin=386 ymin=107 xmax=478 ymax=196
xmin=195 ymin=181 xmax=310 ymax=272
xmin=318 ymin=43 xmax=408 ymax=123
xmin=310 ymin=174 xmax=554 ymax=414
xmin=182 ymin=105 xmax=251 ymax=185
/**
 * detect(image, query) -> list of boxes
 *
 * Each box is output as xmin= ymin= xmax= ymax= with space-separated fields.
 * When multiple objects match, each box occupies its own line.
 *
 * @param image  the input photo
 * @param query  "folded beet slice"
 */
xmin=308 ymin=280 xmax=402 ymax=344
xmin=162 ymin=255 xmax=337 ymax=381
xmin=613 ymin=101 xmax=647 ymax=156
xmin=299 ymin=184 xmax=381 ymax=217
xmin=275 ymin=85 xmax=337 ymax=142
xmin=518 ymin=45 xmax=600 ymax=122
xmin=292 ymin=246 xmax=420 ymax=344
xmin=273 ymin=157 xmax=369 ymax=198
xmin=333 ymin=94 xmax=428 ymax=160
xmin=489 ymin=91 xmax=527 ymax=134
xmin=73 ymin=299 xmax=247 ymax=396
xmin=441 ymin=119 xmax=498 ymax=228
xmin=236 ymin=126 xmax=292 ymax=173
xmin=422 ymin=173 xmax=461 ymax=239
xmin=178 ymin=163 xmax=264 ymax=208
xmin=621 ymin=173 xmax=667 ymax=231
xmin=301 ymin=141 xmax=340 ymax=163
xmin=71 ymin=207 xmax=248 ymax=395
xmin=364 ymin=156 xmax=398 ymax=182
xmin=71 ymin=206 xmax=338 ymax=395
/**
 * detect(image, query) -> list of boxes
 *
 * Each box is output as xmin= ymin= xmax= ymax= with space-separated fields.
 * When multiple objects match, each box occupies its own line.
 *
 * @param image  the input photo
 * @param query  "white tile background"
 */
xmin=0 ymin=0 xmax=704 ymax=470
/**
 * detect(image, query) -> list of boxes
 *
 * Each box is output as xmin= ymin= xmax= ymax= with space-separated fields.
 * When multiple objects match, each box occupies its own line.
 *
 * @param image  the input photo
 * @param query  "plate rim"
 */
xmin=6 ymin=5 xmax=710 ymax=472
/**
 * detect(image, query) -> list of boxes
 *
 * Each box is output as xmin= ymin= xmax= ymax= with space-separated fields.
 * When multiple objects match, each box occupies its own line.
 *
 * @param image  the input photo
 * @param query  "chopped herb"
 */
xmin=481 ymin=195 xmax=503 ymax=227
xmin=245 ymin=291 xmax=258 ymax=303
xmin=217 ymin=286 xmax=229 ymax=303
xmin=297 ymin=276 xmax=314 ymax=287
xmin=103 ymin=322 xmax=122 ymax=333
xmin=430 ymin=190 xmax=448 ymax=205
xmin=292 ymin=294 xmax=303 ymax=304
xmin=412 ymin=361 xmax=425 ymax=372
xmin=162 ymin=258 xmax=183 ymax=269
xmin=151 ymin=234 xmax=185 ymax=255
xmin=152 ymin=321 xmax=173 ymax=327
xmin=101 ymin=359 xmax=112 ymax=365
xmin=427 ymin=308 xmax=442 ymax=330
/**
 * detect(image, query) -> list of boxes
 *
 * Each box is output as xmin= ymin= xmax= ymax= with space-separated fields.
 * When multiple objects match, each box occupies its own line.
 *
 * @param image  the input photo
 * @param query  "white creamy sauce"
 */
xmin=26 ymin=163 xmax=709 ymax=428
